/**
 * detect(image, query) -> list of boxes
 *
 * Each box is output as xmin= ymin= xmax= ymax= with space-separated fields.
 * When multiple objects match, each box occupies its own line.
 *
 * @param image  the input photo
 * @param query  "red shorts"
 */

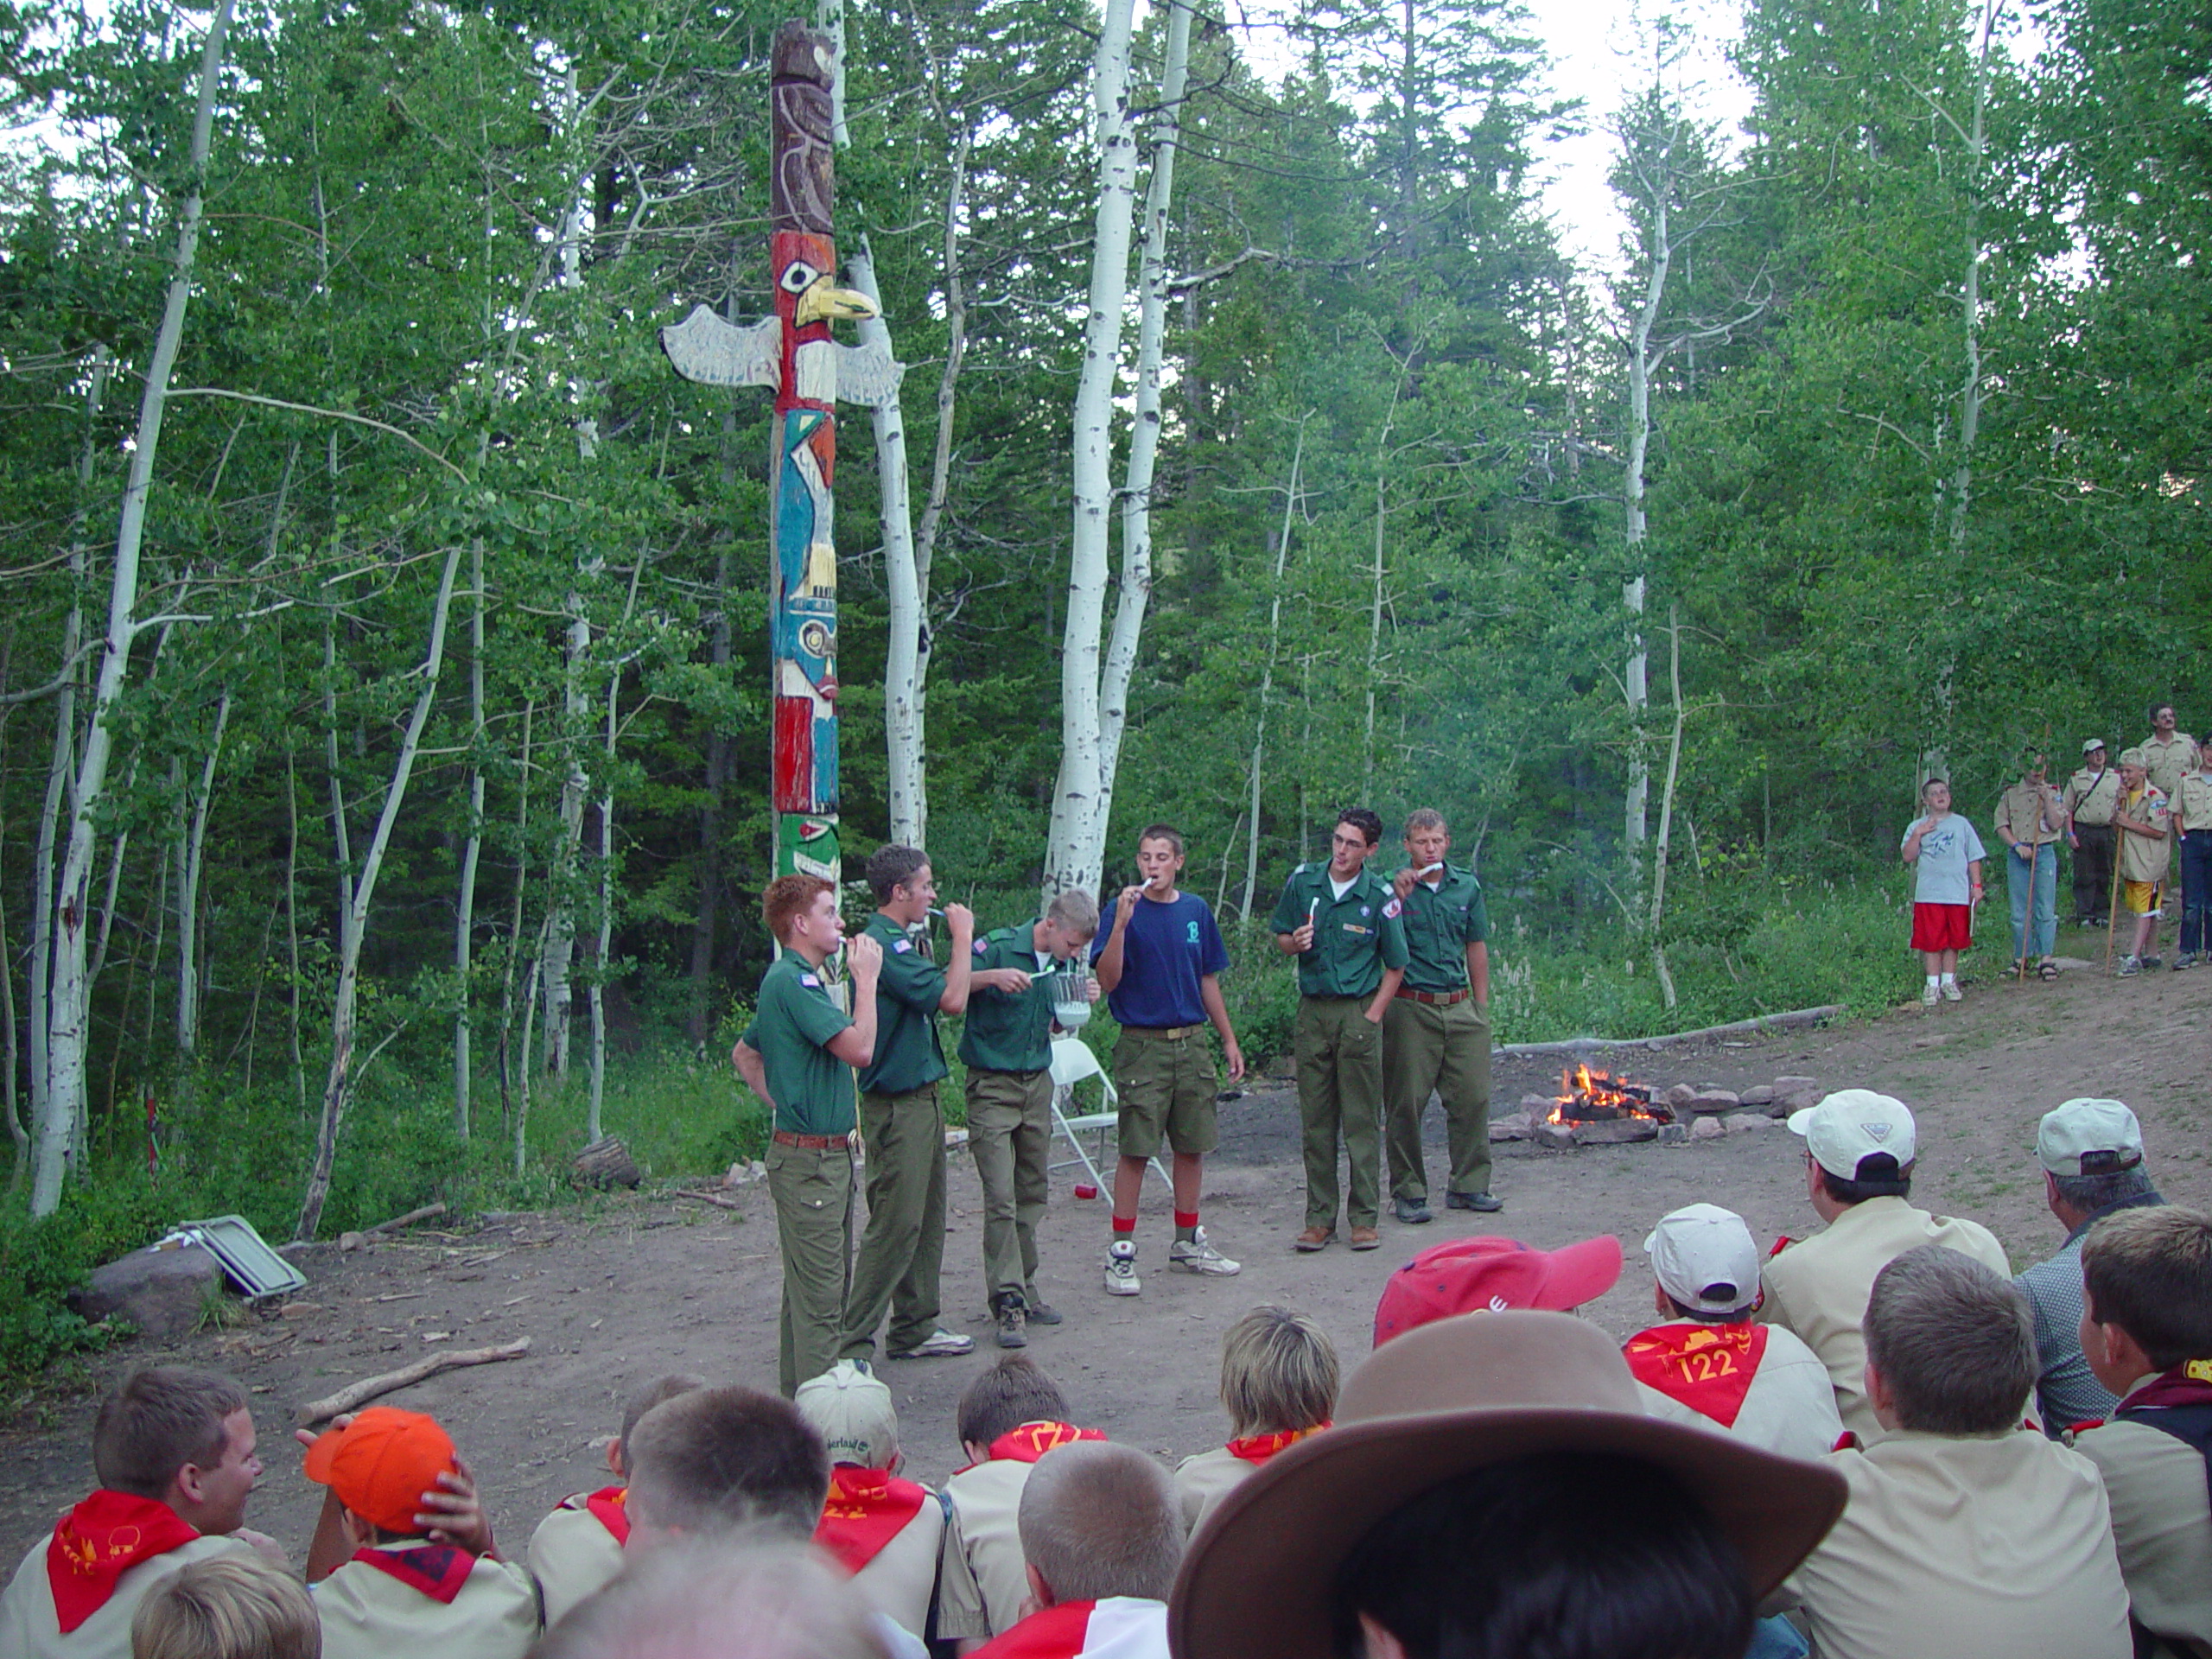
xmin=1911 ymin=902 xmax=1973 ymax=951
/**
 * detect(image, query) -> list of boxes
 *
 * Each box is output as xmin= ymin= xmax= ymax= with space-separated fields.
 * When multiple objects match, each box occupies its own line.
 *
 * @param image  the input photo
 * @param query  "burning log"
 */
xmin=1546 ymin=1065 xmax=1673 ymax=1127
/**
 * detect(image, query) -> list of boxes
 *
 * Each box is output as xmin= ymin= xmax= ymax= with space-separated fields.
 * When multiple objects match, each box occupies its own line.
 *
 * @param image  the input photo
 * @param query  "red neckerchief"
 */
xmin=1624 ymin=1323 xmax=1770 ymax=1429
xmin=348 ymin=1544 xmax=475 ymax=1605
xmin=1224 ymin=1422 xmax=1332 ymax=1465
xmin=46 ymin=1492 xmax=200 ymax=1634
xmin=582 ymin=1484 xmax=630 ymax=1545
xmin=2120 ymin=1359 xmax=2212 ymax=1414
xmin=982 ymin=1422 xmax=1106 ymax=1466
xmin=813 ymin=1466 xmax=929 ymax=1573
xmin=970 ymin=1599 xmax=1098 ymax=1659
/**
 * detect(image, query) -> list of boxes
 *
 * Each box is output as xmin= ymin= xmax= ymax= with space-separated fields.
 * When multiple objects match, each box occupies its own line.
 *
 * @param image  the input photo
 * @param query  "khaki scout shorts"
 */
xmin=1113 ymin=1024 xmax=1218 ymax=1159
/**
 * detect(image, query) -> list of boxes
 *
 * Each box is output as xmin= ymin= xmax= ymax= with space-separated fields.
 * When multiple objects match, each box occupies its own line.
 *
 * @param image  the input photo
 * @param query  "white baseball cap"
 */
xmin=1643 ymin=1204 xmax=1762 ymax=1316
xmin=793 ymin=1360 xmax=899 ymax=1469
xmin=1787 ymin=1090 xmax=1916 ymax=1179
xmin=2083 ymin=738 xmax=2107 ymax=754
xmin=2037 ymin=1098 xmax=2144 ymax=1176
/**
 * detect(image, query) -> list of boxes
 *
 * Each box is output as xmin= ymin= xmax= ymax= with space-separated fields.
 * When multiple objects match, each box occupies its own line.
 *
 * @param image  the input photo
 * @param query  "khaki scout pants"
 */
xmin=766 ymin=1138 xmax=855 ymax=1397
xmin=1295 ymin=995 xmax=1383 ymax=1231
xmin=967 ymin=1067 xmax=1052 ymax=1306
xmin=1383 ymin=994 xmax=1493 ymax=1204
xmin=840 ymin=1084 xmax=950 ymax=1361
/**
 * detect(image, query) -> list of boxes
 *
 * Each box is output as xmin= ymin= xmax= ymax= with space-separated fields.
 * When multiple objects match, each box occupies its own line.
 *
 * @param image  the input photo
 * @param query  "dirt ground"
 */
xmin=5 ymin=938 xmax=2208 ymax=1568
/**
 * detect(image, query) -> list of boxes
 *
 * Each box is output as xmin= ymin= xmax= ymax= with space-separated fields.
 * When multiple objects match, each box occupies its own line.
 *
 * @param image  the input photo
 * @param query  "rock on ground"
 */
xmin=70 ymin=1245 xmax=226 ymax=1341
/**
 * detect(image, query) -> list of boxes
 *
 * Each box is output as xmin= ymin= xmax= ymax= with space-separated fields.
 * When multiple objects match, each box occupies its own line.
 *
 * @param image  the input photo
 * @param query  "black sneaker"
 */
xmin=993 ymin=1295 xmax=1027 ymax=1349
xmin=1447 ymin=1190 xmax=1504 ymax=1213
xmin=1393 ymin=1197 xmax=1433 ymax=1224
xmin=1022 ymin=1299 xmax=1064 ymax=1326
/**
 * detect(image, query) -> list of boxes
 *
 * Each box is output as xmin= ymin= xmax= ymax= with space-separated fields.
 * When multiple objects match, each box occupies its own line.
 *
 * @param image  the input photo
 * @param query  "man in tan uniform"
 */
xmin=1762 ymin=1090 xmax=2011 ymax=1440
xmin=2066 ymin=738 xmax=2121 ymax=926
xmin=526 ymin=1374 xmax=702 ymax=1628
xmin=2073 ymin=1205 xmax=2212 ymax=1658
xmin=1777 ymin=1246 xmax=2132 ymax=1659
xmin=0 ymin=1369 xmax=272 ymax=1659
xmin=936 ymin=1357 xmax=1103 ymax=1643
xmin=1994 ymin=750 xmax=2065 ymax=977
xmin=302 ymin=1407 xmax=537 ymax=1659
xmin=795 ymin=1362 xmax=944 ymax=1644
xmin=2142 ymin=704 xmax=2196 ymax=954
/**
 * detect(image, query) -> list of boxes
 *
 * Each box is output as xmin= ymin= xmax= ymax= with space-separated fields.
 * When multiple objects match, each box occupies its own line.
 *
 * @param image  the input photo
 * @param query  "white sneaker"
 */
xmin=1169 ymin=1228 xmax=1242 ymax=1277
xmin=1920 ymin=983 xmax=1940 ymax=1006
xmin=1940 ymin=981 xmax=1961 ymax=1001
xmin=1104 ymin=1240 xmax=1141 ymax=1296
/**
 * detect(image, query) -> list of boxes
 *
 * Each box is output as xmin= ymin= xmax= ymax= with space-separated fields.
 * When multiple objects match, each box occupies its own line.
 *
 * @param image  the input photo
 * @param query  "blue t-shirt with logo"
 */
xmin=1090 ymin=891 xmax=1230 ymax=1028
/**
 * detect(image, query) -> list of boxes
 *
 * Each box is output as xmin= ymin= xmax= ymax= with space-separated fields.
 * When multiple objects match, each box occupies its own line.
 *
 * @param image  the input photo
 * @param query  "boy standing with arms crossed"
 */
xmin=1091 ymin=823 xmax=1246 ymax=1295
xmin=733 ymin=874 xmax=881 ymax=1396
xmin=1269 ymin=808 xmax=1407 ymax=1253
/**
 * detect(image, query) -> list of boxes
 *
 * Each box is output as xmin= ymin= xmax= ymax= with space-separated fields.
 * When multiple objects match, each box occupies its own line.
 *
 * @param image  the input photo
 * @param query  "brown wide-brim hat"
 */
xmin=1168 ymin=1310 xmax=1847 ymax=1659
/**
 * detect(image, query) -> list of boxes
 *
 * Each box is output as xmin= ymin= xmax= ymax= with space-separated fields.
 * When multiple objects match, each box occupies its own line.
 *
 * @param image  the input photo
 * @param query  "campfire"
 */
xmin=1547 ymin=1065 xmax=1673 ymax=1128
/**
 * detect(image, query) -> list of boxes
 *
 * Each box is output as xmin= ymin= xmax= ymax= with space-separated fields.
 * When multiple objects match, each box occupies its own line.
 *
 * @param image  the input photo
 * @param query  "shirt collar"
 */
xmin=2062 ymin=1187 xmax=2164 ymax=1248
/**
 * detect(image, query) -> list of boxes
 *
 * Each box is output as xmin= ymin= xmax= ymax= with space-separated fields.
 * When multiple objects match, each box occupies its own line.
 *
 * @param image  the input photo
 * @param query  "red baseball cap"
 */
xmin=302 ymin=1406 xmax=457 ymax=1536
xmin=1373 ymin=1234 xmax=1624 ymax=1347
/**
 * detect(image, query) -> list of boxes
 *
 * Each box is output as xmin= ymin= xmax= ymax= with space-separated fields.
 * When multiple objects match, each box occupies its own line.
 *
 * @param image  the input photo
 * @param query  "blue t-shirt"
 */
xmin=1090 ymin=891 xmax=1230 ymax=1028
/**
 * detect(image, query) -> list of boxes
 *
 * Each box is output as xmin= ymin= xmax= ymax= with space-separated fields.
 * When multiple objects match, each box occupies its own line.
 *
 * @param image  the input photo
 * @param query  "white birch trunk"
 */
xmin=1947 ymin=0 xmax=1996 ymax=562
xmin=296 ymin=537 xmax=465 ymax=1240
xmin=35 ymin=0 xmax=232 ymax=1216
xmin=1623 ymin=188 xmax=1668 ymax=855
xmin=454 ymin=537 xmax=486 ymax=1137
xmin=1044 ymin=0 xmax=1141 ymax=899
xmin=175 ymin=688 xmax=231 ymax=1057
xmin=1649 ymin=607 xmax=1684 ymax=1008
xmin=1244 ymin=421 xmax=1307 ymax=918
xmin=541 ymin=610 xmax=588 ymax=1074
xmin=1090 ymin=0 xmax=1194 ymax=882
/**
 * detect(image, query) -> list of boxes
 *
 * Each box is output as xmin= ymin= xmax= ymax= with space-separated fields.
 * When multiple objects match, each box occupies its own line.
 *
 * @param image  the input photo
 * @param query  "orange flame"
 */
xmin=1547 ymin=1065 xmax=1662 ymax=1125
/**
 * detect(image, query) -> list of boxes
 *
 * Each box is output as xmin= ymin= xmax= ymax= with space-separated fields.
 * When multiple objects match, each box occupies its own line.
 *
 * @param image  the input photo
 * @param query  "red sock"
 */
xmin=1112 ymin=1215 xmax=1136 ymax=1236
xmin=1174 ymin=1211 xmax=1199 ymax=1230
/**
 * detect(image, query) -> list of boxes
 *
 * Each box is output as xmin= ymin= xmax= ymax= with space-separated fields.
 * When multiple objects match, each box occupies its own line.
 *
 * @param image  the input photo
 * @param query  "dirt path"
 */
xmin=5 ymin=946 xmax=2207 ymax=1567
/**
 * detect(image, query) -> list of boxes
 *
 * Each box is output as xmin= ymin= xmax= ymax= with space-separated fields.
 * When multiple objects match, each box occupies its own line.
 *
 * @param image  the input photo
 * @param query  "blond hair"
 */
xmin=131 ymin=1555 xmax=319 ymax=1659
xmin=1219 ymin=1305 xmax=1338 ymax=1438
xmin=1045 ymin=888 xmax=1099 ymax=937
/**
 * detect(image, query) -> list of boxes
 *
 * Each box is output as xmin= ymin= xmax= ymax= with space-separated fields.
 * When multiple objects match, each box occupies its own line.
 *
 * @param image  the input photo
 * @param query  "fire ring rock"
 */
xmin=1571 ymin=1118 xmax=1660 ymax=1147
xmin=71 ymin=1244 xmax=226 ymax=1341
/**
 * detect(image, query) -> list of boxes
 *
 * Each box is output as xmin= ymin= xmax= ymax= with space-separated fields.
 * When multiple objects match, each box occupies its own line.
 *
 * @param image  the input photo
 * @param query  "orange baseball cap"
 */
xmin=302 ymin=1406 xmax=457 ymax=1535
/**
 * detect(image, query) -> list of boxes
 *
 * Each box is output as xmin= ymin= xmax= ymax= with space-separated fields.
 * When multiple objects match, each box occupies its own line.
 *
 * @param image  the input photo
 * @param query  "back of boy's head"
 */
xmin=619 ymin=1374 xmax=707 ymax=1474
xmin=536 ymin=1535 xmax=881 ymax=1659
xmin=131 ymin=1554 xmax=320 ymax=1659
xmin=957 ymin=1357 xmax=1070 ymax=1451
xmin=2083 ymin=1205 xmax=2212 ymax=1370
xmin=1019 ymin=1442 xmax=1181 ymax=1605
xmin=1219 ymin=1305 xmax=1338 ymax=1439
xmin=624 ymin=1386 xmax=829 ymax=1541
xmin=95 ymin=1369 xmax=248 ymax=1500
xmin=865 ymin=845 xmax=929 ymax=904
xmin=1864 ymin=1246 xmax=2036 ymax=1435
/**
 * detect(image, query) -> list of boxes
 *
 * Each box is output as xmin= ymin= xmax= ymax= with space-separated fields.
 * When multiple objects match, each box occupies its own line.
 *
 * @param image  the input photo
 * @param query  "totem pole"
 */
xmin=662 ymin=21 xmax=901 ymax=891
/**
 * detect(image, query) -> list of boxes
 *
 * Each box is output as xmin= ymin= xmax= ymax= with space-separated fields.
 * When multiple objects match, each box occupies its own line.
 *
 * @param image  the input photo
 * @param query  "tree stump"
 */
xmin=573 ymin=1136 xmax=640 ymax=1190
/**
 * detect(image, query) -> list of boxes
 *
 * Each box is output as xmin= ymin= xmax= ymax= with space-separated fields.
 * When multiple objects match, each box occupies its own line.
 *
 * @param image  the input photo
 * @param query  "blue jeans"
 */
xmin=2181 ymin=833 xmax=2212 ymax=955
xmin=2008 ymin=842 xmax=2056 ymax=959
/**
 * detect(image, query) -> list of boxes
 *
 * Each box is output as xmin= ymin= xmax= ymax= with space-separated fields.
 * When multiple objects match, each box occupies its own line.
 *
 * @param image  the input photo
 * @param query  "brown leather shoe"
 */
xmin=1348 ymin=1226 xmax=1382 ymax=1251
xmin=1294 ymin=1226 xmax=1336 ymax=1252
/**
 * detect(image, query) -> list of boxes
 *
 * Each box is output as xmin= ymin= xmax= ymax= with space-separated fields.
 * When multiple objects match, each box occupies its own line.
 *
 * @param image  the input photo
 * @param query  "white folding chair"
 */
xmin=1047 ymin=1036 xmax=1166 ymax=1191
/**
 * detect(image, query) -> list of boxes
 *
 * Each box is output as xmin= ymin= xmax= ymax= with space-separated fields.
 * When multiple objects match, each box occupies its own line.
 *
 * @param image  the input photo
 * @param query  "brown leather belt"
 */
xmin=772 ymin=1130 xmax=850 ymax=1150
xmin=1394 ymin=986 xmax=1470 ymax=1006
xmin=1127 ymin=1024 xmax=1205 ymax=1040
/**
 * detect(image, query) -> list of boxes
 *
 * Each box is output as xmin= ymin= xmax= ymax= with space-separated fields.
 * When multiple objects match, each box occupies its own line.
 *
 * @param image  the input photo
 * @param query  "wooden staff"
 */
xmin=2105 ymin=822 xmax=2127 ymax=969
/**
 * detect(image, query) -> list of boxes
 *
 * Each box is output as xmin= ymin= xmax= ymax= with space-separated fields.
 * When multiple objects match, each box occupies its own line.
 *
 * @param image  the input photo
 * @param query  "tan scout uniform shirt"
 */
xmin=1631 ymin=1325 xmax=1845 ymax=1463
xmin=0 ymin=1531 xmax=252 ymax=1659
xmin=2068 ymin=766 xmax=2122 ymax=827
xmin=1760 ymin=1196 xmax=2012 ymax=1440
xmin=313 ymin=1543 xmax=539 ymax=1659
xmin=1994 ymin=781 xmax=2063 ymax=850
xmin=2142 ymin=734 xmax=2198 ymax=803
xmin=2119 ymin=785 xmax=2173 ymax=884
xmin=526 ymin=1498 xmax=625 ymax=1630
xmin=1173 ymin=1446 xmax=1255 ymax=1535
xmin=1782 ymin=1429 xmax=2132 ymax=1659
xmin=2175 ymin=772 xmax=2212 ymax=834
xmin=936 ymin=1459 xmax=1034 ymax=1640
xmin=849 ymin=1494 xmax=944 ymax=1642
xmin=2071 ymin=1379 xmax=2212 ymax=1655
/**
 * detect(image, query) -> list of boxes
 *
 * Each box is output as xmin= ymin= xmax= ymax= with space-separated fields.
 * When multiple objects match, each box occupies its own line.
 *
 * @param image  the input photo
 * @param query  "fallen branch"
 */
xmin=365 ymin=1202 xmax=447 ymax=1236
xmin=1493 ymin=1005 xmax=1844 ymax=1059
xmin=672 ymin=1190 xmax=742 ymax=1211
xmin=294 ymin=1337 xmax=531 ymax=1427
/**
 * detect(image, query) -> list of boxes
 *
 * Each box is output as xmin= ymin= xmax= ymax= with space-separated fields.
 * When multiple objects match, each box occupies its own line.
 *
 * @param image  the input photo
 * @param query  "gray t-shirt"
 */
xmin=1904 ymin=814 xmax=1987 ymax=905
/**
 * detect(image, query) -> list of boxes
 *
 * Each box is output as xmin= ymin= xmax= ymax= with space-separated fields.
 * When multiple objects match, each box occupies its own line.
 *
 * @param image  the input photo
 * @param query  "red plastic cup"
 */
xmin=1073 ymin=1182 xmax=1099 ymax=1200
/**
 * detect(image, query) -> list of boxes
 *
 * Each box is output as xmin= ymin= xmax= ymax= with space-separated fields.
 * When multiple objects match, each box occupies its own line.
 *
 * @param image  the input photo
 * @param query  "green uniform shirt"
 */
xmin=741 ymin=953 xmax=857 ymax=1135
xmin=1268 ymin=862 xmax=1410 ymax=998
xmin=957 ymin=925 xmax=1058 ymax=1074
xmin=856 ymin=912 xmax=950 ymax=1096
xmin=1398 ymin=862 xmax=1490 ymax=992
